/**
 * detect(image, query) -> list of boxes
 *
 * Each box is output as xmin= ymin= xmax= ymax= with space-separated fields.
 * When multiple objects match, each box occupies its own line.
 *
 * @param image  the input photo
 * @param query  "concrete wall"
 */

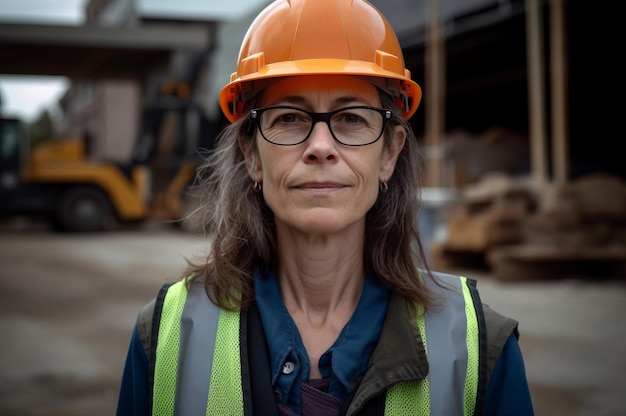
xmin=59 ymin=79 xmax=139 ymax=163
xmin=97 ymin=80 xmax=140 ymax=162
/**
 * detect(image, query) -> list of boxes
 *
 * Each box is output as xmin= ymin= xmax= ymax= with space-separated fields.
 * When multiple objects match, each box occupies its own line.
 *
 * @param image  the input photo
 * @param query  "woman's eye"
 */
xmin=278 ymin=113 xmax=298 ymax=123
xmin=275 ymin=112 xmax=310 ymax=126
xmin=338 ymin=112 xmax=366 ymax=124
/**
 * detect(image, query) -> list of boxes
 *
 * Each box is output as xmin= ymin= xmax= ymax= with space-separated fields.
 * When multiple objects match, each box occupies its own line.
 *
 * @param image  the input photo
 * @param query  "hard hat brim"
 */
xmin=219 ymin=59 xmax=422 ymax=122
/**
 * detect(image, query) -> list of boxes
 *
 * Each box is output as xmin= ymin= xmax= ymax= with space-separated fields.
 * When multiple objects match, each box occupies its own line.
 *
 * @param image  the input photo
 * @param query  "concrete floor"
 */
xmin=0 ymin=222 xmax=624 ymax=415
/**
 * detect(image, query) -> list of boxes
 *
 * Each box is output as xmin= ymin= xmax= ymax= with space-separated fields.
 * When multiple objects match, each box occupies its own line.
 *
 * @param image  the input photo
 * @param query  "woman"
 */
xmin=116 ymin=0 xmax=534 ymax=415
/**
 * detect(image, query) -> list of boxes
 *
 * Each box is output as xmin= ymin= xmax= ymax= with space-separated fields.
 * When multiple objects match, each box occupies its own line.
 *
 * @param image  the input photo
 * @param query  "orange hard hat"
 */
xmin=219 ymin=0 xmax=422 ymax=122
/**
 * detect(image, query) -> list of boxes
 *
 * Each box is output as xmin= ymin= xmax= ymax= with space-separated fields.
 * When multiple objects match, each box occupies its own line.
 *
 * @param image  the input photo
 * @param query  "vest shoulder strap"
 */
xmin=246 ymin=303 xmax=280 ymax=416
xmin=482 ymin=303 xmax=519 ymax=387
xmin=150 ymin=283 xmax=174 ymax=414
xmin=150 ymin=280 xmax=246 ymax=415
xmin=384 ymin=272 xmax=484 ymax=416
xmin=136 ymin=283 xmax=172 ymax=360
xmin=137 ymin=297 xmax=156 ymax=358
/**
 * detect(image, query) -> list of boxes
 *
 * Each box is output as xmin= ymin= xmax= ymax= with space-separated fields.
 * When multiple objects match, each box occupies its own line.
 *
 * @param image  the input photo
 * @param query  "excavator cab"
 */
xmin=0 ymin=117 xmax=28 ymax=214
xmin=0 ymin=96 xmax=217 ymax=232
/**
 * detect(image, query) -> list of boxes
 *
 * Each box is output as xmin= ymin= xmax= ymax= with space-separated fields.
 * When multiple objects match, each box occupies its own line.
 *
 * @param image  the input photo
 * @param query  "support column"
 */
xmin=525 ymin=0 xmax=549 ymax=186
xmin=550 ymin=0 xmax=569 ymax=184
xmin=424 ymin=0 xmax=445 ymax=188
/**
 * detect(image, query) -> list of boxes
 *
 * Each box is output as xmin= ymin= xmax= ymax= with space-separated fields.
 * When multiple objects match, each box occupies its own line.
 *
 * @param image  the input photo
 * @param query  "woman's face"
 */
xmin=243 ymin=74 xmax=406 ymax=236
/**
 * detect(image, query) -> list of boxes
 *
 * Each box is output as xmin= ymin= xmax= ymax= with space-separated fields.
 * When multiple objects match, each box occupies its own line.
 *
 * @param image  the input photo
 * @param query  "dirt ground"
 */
xmin=1 ymin=220 xmax=625 ymax=415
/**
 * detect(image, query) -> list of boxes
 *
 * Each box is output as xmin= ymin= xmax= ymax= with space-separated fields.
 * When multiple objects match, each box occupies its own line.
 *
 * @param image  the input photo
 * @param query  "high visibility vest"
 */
xmin=151 ymin=272 xmax=483 ymax=415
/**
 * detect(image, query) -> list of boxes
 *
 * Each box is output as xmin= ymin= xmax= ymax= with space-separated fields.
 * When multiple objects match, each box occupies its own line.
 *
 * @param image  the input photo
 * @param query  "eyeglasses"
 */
xmin=249 ymin=106 xmax=391 ymax=146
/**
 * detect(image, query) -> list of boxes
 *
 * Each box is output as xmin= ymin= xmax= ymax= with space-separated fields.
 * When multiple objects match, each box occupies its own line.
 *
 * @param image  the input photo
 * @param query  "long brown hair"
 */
xmin=184 ymin=88 xmax=435 ymax=312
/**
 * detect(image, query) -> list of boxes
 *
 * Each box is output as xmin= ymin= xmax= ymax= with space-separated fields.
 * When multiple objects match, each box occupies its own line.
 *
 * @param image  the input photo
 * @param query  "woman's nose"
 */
xmin=303 ymin=121 xmax=338 ymax=162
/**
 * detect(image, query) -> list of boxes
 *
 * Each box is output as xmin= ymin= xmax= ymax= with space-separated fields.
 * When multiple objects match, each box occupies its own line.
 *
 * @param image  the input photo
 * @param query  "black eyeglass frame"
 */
xmin=248 ymin=105 xmax=392 ymax=146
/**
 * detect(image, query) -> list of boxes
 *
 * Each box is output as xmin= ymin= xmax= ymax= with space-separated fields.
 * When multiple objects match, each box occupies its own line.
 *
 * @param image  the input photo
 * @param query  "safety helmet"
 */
xmin=219 ymin=0 xmax=422 ymax=122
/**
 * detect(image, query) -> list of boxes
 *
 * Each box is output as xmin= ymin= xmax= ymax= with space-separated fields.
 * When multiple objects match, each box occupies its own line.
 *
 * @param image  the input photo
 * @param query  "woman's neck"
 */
xmin=275 ymin=223 xmax=366 ymax=378
xmin=276 ymin=222 xmax=365 ymax=313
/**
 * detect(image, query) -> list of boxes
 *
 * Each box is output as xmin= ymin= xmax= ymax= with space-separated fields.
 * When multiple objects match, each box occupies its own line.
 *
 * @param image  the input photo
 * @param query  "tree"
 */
xmin=27 ymin=109 xmax=55 ymax=150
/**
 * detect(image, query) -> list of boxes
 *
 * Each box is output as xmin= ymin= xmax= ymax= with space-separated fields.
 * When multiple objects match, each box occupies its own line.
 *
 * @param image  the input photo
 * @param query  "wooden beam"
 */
xmin=525 ymin=0 xmax=549 ymax=186
xmin=425 ymin=0 xmax=445 ymax=188
xmin=550 ymin=0 xmax=569 ymax=184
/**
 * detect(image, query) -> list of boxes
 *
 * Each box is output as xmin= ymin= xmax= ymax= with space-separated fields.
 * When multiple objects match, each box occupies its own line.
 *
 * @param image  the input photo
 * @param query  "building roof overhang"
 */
xmin=0 ymin=23 xmax=212 ymax=79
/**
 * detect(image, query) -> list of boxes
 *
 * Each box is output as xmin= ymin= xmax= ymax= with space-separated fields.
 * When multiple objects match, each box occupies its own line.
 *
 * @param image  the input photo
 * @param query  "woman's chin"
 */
xmin=278 ymin=211 xmax=363 ymax=237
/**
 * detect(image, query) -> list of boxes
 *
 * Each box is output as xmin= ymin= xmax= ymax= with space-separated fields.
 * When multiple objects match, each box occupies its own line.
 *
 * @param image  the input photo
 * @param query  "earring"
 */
xmin=253 ymin=181 xmax=262 ymax=192
xmin=380 ymin=181 xmax=389 ymax=193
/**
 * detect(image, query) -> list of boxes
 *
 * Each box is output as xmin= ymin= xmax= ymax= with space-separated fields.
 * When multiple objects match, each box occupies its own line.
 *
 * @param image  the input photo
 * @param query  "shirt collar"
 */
xmin=254 ymin=270 xmax=390 ymax=403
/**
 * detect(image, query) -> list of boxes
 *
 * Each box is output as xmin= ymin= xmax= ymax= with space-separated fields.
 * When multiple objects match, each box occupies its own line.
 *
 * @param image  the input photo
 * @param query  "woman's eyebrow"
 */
xmin=333 ymin=96 xmax=369 ymax=106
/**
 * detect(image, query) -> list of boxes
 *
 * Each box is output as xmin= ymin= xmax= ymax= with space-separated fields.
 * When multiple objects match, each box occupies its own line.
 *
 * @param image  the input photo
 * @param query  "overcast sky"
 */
xmin=0 ymin=0 xmax=85 ymax=121
xmin=0 ymin=0 xmax=267 ymax=121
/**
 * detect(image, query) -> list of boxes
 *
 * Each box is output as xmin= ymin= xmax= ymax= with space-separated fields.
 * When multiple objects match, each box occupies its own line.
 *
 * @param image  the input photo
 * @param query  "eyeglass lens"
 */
xmin=257 ymin=107 xmax=386 ymax=146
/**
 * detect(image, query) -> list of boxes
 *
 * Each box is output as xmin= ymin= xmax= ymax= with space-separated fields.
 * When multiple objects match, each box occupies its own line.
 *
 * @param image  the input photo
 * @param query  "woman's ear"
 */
xmin=238 ymin=136 xmax=262 ymax=181
xmin=380 ymin=125 xmax=406 ymax=179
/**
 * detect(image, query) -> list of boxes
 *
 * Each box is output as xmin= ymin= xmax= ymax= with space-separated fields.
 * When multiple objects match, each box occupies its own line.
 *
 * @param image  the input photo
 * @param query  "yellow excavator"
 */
xmin=0 ymin=98 xmax=216 ymax=232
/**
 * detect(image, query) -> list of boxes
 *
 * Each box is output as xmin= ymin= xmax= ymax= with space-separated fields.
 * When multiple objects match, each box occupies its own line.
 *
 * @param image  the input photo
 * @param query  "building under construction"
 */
xmin=1 ymin=0 xmax=623 ymax=278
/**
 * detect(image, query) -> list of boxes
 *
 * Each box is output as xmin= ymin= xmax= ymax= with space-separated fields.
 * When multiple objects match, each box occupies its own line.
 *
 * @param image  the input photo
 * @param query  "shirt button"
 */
xmin=274 ymin=390 xmax=282 ymax=402
xmin=282 ymin=361 xmax=295 ymax=375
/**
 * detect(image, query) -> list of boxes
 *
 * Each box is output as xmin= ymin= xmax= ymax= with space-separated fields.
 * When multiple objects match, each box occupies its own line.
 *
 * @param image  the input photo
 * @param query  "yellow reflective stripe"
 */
xmin=385 ymin=306 xmax=430 ymax=416
xmin=415 ymin=312 xmax=431 ymax=415
xmin=206 ymin=309 xmax=243 ymax=416
xmin=385 ymin=379 xmax=429 ymax=415
xmin=153 ymin=280 xmax=187 ymax=416
xmin=460 ymin=276 xmax=479 ymax=416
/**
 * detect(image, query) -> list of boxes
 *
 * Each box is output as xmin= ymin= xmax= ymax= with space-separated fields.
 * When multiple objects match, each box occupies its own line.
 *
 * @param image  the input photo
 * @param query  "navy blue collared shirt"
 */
xmin=254 ymin=270 xmax=391 ymax=414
